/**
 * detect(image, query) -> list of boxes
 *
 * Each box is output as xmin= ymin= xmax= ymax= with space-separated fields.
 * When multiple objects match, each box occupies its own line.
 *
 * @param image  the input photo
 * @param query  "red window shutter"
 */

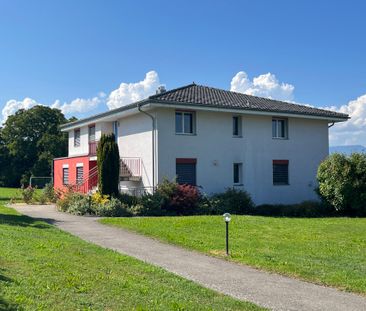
xmin=176 ymin=158 xmax=197 ymax=164
xmin=273 ymin=160 xmax=289 ymax=165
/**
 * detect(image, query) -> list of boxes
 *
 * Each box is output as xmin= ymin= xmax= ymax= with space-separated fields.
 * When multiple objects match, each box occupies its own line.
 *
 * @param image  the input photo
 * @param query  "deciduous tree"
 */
xmin=0 ymin=106 xmax=71 ymax=186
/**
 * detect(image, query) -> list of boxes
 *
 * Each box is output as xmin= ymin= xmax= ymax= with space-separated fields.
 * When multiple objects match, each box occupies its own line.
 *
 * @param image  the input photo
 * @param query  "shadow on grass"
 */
xmin=0 ymin=197 xmax=17 ymax=201
xmin=0 ymin=213 xmax=55 ymax=228
xmin=0 ymin=270 xmax=21 ymax=311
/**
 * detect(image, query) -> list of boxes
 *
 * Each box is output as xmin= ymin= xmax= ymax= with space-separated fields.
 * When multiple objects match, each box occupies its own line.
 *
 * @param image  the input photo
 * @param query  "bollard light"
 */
xmin=223 ymin=213 xmax=231 ymax=255
xmin=223 ymin=213 xmax=231 ymax=223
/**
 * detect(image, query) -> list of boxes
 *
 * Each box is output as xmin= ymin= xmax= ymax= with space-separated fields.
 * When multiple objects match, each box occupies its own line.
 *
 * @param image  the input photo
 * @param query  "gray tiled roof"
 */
xmin=61 ymin=83 xmax=348 ymax=130
xmin=149 ymin=83 xmax=348 ymax=120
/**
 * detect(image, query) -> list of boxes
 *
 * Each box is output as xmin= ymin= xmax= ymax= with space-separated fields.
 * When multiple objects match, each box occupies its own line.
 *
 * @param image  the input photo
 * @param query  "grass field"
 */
xmin=0 ymin=195 xmax=261 ymax=310
xmin=101 ymin=215 xmax=366 ymax=295
xmin=0 ymin=187 xmax=43 ymax=204
xmin=0 ymin=187 xmax=22 ymax=203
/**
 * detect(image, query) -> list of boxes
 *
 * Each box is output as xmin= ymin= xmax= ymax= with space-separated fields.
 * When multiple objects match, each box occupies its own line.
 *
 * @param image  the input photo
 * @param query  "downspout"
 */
xmin=328 ymin=122 xmax=335 ymax=128
xmin=138 ymin=104 xmax=156 ymax=192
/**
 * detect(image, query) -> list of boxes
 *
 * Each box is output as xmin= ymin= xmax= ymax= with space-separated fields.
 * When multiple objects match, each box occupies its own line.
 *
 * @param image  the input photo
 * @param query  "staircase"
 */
xmin=69 ymin=158 xmax=141 ymax=194
xmin=71 ymin=166 xmax=98 ymax=194
xmin=120 ymin=157 xmax=142 ymax=181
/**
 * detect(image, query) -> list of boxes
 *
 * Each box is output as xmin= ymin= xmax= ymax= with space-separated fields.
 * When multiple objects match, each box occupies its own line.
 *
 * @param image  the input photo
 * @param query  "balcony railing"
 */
xmin=89 ymin=141 xmax=98 ymax=156
xmin=120 ymin=157 xmax=141 ymax=179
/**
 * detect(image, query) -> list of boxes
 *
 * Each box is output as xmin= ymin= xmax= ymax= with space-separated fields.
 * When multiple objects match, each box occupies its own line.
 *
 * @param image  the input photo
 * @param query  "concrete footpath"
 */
xmin=12 ymin=204 xmax=366 ymax=311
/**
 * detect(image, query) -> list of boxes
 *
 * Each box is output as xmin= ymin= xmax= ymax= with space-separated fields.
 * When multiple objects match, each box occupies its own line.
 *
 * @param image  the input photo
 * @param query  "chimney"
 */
xmin=156 ymin=85 xmax=166 ymax=94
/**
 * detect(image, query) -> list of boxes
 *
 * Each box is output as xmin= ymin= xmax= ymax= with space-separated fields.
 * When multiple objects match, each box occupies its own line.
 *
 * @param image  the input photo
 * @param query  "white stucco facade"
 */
xmin=68 ymin=122 xmax=114 ymax=157
xmin=116 ymin=112 xmax=153 ymax=189
xmin=68 ymin=125 xmax=89 ymax=157
xmin=63 ymin=105 xmax=333 ymax=204
xmin=156 ymin=108 xmax=328 ymax=205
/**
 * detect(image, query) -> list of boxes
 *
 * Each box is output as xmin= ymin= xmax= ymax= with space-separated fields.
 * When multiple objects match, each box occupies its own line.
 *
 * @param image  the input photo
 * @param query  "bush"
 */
xmin=252 ymin=201 xmax=334 ymax=217
xmin=125 ymin=182 xmax=254 ymax=217
xmin=20 ymin=185 xmax=35 ymax=204
xmin=209 ymin=188 xmax=254 ymax=215
xmin=134 ymin=180 xmax=203 ymax=216
xmin=43 ymin=183 xmax=58 ymax=203
xmin=92 ymin=197 xmax=132 ymax=217
xmin=67 ymin=194 xmax=92 ymax=215
xmin=169 ymin=184 xmax=202 ymax=215
xmin=128 ymin=203 xmax=149 ymax=216
xmin=317 ymin=153 xmax=366 ymax=216
xmin=91 ymin=192 xmax=110 ymax=205
xmin=136 ymin=193 xmax=164 ymax=216
xmin=56 ymin=191 xmax=91 ymax=214
xmin=118 ymin=192 xmax=140 ymax=207
xmin=56 ymin=189 xmax=132 ymax=217
xmin=33 ymin=191 xmax=47 ymax=205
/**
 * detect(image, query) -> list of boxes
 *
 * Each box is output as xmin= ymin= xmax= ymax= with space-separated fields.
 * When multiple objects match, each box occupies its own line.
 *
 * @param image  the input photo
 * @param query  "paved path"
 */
xmin=12 ymin=204 xmax=366 ymax=311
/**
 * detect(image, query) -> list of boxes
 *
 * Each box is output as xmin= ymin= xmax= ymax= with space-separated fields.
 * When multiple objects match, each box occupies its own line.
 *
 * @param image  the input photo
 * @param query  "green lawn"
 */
xmin=0 ymin=203 xmax=260 ymax=310
xmin=101 ymin=215 xmax=366 ymax=295
xmin=0 ymin=187 xmax=22 ymax=203
xmin=0 ymin=187 xmax=43 ymax=205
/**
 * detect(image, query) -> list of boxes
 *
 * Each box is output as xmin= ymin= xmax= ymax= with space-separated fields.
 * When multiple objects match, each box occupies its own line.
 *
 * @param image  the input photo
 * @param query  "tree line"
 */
xmin=0 ymin=106 xmax=75 ymax=187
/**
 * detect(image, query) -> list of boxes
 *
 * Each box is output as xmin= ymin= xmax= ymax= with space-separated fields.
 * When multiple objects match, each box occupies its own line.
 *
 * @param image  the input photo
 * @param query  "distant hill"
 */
xmin=329 ymin=145 xmax=366 ymax=155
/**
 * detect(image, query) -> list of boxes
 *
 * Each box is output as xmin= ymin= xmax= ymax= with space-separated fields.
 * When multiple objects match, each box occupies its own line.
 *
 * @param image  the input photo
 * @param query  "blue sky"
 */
xmin=0 ymin=0 xmax=365 ymax=145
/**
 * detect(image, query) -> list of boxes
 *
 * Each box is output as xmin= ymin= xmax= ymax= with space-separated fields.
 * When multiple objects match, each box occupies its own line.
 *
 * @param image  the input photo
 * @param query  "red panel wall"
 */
xmin=53 ymin=156 xmax=92 ymax=192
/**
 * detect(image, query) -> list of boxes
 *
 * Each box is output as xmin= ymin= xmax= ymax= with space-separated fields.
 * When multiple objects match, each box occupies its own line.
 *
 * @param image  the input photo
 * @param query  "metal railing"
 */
xmin=120 ymin=157 xmax=141 ymax=177
xmin=70 ymin=166 xmax=98 ymax=194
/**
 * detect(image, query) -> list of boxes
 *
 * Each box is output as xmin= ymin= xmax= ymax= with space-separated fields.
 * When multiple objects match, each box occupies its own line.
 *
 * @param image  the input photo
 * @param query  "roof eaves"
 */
xmin=60 ymin=98 xmax=150 ymax=130
xmin=149 ymin=98 xmax=349 ymax=121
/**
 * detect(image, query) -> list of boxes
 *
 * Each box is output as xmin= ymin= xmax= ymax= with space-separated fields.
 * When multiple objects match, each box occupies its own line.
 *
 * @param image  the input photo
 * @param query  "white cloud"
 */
xmin=327 ymin=94 xmax=366 ymax=146
xmin=1 ymin=95 xmax=103 ymax=124
xmin=1 ymin=71 xmax=161 ymax=122
xmin=3 ymin=69 xmax=364 ymax=148
xmin=230 ymin=70 xmax=366 ymax=146
xmin=107 ymin=71 xmax=160 ymax=110
xmin=51 ymin=96 xmax=102 ymax=114
xmin=1 ymin=97 xmax=42 ymax=124
xmin=230 ymin=71 xmax=295 ymax=101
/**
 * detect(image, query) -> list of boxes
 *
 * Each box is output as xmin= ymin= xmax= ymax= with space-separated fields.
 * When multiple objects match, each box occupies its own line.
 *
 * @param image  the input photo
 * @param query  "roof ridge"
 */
xmin=149 ymin=83 xmax=196 ymax=99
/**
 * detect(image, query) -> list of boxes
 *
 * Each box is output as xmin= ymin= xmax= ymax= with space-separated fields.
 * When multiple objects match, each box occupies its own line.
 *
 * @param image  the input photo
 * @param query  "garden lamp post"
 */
xmin=223 ymin=213 xmax=231 ymax=256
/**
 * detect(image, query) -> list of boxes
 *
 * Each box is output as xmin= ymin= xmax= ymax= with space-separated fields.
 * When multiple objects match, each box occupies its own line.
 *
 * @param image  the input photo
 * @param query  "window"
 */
xmin=62 ymin=168 xmax=69 ymax=185
xmin=113 ymin=121 xmax=119 ymax=142
xmin=233 ymin=163 xmax=243 ymax=184
xmin=88 ymin=125 xmax=96 ymax=142
xmin=176 ymin=158 xmax=197 ymax=185
xmin=232 ymin=116 xmax=242 ymax=137
xmin=74 ymin=129 xmax=80 ymax=147
xmin=272 ymin=118 xmax=288 ymax=139
xmin=76 ymin=166 xmax=83 ymax=184
xmin=273 ymin=160 xmax=289 ymax=185
xmin=175 ymin=111 xmax=195 ymax=134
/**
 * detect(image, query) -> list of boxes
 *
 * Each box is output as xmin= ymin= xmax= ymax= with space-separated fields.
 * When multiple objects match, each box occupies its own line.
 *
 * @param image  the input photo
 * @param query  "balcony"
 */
xmin=120 ymin=157 xmax=142 ymax=181
xmin=89 ymin=141 xmax=98 ymax=156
